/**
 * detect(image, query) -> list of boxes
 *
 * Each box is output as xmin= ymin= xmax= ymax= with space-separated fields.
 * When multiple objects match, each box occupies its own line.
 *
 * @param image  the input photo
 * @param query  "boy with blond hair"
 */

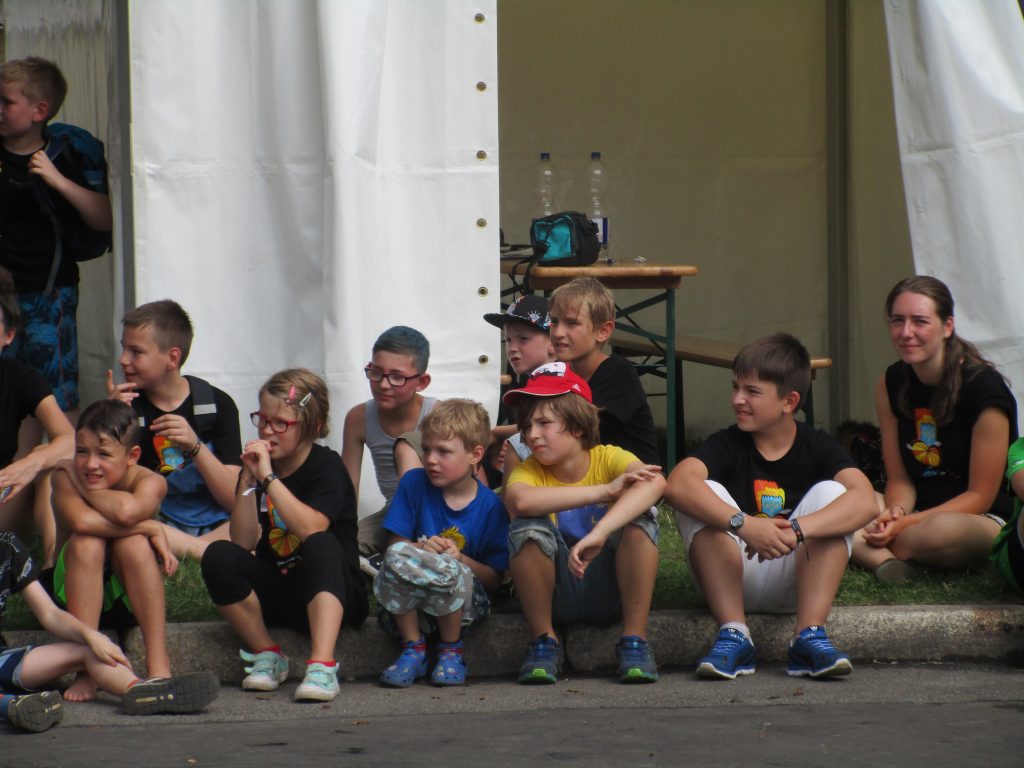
xmin=0 ymin=57 xmax=111 ymax=413
xmin=376 ymin=399 xmax=508 ymax=687
xmin=665 ymin=333 xmax=876 ymax=679
xmin=342 ymin=326 xmax=436 ymax=557
xmin=548 ymin=277 xmax=659 ymax=465
xmin=504 ymin=364 xmax=664 ymax=684
xmin=108 ymin=300 xmax=241 ymax=555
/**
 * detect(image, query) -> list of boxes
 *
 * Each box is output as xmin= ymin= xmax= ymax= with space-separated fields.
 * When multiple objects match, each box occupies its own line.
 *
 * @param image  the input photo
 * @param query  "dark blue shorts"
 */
xmin=1 ymin=287 xmax=79 ymax=410
xmin=0 ymin=645 xmax=33 ymax=693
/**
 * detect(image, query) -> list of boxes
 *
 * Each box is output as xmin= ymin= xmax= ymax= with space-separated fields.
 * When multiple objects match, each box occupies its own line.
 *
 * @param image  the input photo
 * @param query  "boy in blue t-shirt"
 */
xmin=374 ymin=399 xmax=508 ymax=688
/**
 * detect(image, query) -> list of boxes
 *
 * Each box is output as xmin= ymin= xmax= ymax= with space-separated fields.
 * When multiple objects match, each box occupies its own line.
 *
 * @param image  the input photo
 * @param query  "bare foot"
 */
xmin=63 ymin=674 xmax=98 ymax=702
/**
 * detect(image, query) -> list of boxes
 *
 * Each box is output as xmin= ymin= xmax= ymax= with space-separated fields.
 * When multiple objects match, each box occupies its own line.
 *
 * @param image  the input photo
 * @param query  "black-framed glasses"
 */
xmin=364 ymin=365 xmax=421 ymax=388
xmin=250 ymin=412 xmax=299 ymax=433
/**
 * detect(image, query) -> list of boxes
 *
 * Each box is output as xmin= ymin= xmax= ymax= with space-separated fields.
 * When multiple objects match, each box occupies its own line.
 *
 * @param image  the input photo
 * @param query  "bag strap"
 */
xmin=184 ymin=375 xmax=218 ymax=438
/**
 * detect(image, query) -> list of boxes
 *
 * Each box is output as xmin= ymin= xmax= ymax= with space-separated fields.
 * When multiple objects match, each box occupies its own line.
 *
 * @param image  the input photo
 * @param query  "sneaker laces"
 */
xmin=304 ymin=666 xmax=335 ymax=687
xmin=617 ymin=636 xmax=650 ymax=662
xmin=799 ymin=628 xmax=836 ymax=654
xmin=711 ymin=629 xmax=747 ymax=656
xmin=528 ymin=635 xmax=559 ymax=661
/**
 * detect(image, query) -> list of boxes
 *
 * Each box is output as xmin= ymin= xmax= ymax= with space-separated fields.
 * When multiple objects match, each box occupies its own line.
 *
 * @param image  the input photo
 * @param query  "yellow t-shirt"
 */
xmin=507 ymin=444 xmax=639 ymax=542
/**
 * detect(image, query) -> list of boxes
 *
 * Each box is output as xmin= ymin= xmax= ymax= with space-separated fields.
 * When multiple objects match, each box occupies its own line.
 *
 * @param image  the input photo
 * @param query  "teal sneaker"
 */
xmin=240 ymin=648 xmax=289 ymax=691
xmin=615 ymin=636 xmax=659 ymax=683
xmin=518 ymin=635 xmax=560 ymax=685
xmin=295 ymin=663 xmax=340 ymax=701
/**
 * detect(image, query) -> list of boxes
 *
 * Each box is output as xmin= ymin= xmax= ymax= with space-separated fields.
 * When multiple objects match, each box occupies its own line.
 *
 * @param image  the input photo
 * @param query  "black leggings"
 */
xmin=201 ymin=532 xmax=368 ymax=632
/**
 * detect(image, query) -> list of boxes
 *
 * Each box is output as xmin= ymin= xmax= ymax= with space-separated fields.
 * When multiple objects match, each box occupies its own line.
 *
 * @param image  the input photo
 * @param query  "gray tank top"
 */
xmin=365 ymin=396 xmax=436 ymax=502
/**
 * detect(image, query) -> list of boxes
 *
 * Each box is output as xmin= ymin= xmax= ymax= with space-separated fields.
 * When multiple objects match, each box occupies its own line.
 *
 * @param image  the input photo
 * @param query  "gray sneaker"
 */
xmin=7 ymin=691 xmax=64 ymax=732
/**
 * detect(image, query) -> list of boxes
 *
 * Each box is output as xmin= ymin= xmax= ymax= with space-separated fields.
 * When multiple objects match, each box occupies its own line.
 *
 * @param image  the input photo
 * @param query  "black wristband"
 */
xmin=183 ymin=439 xmax=202 ymax=459
xmin=260 ymin=472 xmax=278 ymax=494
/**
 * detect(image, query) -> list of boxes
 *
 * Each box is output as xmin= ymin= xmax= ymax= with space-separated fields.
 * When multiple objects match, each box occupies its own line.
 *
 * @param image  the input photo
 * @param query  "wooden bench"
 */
xmin=610 ymin=333 xmax=832 ymax=449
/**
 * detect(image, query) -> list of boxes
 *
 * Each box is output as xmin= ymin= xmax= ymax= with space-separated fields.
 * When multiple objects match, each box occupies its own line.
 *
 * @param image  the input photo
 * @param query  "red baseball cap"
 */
xmin=502 ymin=362 xmax=592 ymax=406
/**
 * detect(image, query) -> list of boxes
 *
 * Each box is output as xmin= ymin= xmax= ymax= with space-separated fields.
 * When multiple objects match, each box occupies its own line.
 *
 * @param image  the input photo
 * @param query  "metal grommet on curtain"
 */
xmin=476 ymin=150 xmax=487 ymax=160
xmin=474 ymin=13 xmax=485 ymax=23
xmin=478 ymin=286 xmax=488 ymax=296
xmin=475 ymin=81 xmax=487 ymax=92
xmin=476 ymin=218 xmax=487 ymax=228
xmin=478 ymin=355 xmax=489 ymax=365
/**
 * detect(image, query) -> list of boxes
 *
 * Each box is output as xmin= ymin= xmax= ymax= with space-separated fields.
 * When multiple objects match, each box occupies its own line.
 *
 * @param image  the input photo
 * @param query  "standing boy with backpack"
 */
xmin=0 ymin=57 xmax=111 ymax=413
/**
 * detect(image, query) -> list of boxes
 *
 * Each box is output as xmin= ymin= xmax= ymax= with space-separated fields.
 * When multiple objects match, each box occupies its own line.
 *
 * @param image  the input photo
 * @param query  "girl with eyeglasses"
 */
xmin=200 ymin=368 xmax=367 ymax=703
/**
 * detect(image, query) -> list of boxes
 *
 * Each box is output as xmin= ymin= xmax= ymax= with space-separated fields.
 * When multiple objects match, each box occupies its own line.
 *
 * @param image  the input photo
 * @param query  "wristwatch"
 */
xmin=728 ymin=512 xmax=746 ymax=535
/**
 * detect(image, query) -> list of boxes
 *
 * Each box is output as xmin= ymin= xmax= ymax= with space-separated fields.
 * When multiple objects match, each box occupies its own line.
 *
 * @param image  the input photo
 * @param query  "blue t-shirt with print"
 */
xmin=383 ymin=468 xmax=510 ymax=574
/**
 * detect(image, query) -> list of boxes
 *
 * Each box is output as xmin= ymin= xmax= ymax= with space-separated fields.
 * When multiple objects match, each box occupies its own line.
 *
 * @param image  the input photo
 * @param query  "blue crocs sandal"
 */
xmin=380 ymin=640 xmax=428 ymax=688
xmin=430 ymin=641 xmax=467 ymax=686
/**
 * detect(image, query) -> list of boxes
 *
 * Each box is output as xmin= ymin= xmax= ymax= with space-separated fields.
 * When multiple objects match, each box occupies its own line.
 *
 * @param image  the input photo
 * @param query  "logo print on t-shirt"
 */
xmin=267 ymin=499 xmax=301 ymax=561
xmin=909 ymin=408 xmax=942 ymax=468
xmin=754 ymin=480 xmax=786 ymax=518
xmin=154 ymin=435 xmax=185 ymax=475
xmin=439 ymin=526 xmax=466 ymax=551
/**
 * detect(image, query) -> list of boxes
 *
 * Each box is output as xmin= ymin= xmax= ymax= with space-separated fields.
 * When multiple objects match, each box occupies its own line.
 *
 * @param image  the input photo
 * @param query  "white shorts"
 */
xmin=674 ymin=479 xmax=852 ymax=614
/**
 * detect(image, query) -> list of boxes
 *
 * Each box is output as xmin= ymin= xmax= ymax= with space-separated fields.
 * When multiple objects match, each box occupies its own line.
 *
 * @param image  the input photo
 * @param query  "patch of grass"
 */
xmin=3 ymin=513 xmax=1019 ymax=633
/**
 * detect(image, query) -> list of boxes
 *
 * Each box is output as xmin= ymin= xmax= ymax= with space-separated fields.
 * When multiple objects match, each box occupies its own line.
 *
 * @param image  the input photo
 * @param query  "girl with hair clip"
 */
xmin=853 ymin=276 xmax=1018 ymax=584
xmin=200 ymin=369 xmax=367 ymax=701
xmin=0 ymin=267 xmax=74 ymax=567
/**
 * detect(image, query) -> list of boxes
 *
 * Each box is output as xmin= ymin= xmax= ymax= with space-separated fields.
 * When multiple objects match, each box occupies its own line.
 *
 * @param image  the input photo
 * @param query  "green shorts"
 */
xmin=49 ymin=543 xmax=136 ymax=629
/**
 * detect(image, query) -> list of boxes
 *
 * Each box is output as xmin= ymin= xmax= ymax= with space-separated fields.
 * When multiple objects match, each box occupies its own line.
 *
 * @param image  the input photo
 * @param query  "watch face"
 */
xmin=729 ymin=512 xmax=745 ymax=530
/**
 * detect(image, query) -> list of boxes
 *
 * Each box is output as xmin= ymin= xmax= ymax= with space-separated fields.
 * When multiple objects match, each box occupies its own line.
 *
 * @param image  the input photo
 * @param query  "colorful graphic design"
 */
xmin=439 ymin=525 xmax=466 ymax=551
xmin=909 ymin=408 xmax=942 ymax=468
xmin=754 ymin=479 xmax=786 ymax=518
xmin=154 ymin=435 xmax=185 ymax=475
xmin=267 ymin=499 xmax=301 ymax=561
xmin=556 ymin=502 xmax=607 ymax=544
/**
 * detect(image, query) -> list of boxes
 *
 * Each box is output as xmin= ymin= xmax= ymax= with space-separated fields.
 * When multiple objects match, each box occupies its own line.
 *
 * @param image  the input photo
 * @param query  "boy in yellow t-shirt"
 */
xmin=502 ymin=363 xmax=664 ymax=684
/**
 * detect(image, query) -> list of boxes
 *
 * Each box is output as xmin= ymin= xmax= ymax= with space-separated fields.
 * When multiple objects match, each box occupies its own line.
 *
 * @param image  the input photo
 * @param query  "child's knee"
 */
xmin=65 ymin=534 xmax=105 ymax=565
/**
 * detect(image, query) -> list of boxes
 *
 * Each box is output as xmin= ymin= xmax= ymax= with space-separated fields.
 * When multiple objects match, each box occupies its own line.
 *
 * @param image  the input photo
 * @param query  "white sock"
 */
xmin=721 ymin=622 xmax=751 ymax=641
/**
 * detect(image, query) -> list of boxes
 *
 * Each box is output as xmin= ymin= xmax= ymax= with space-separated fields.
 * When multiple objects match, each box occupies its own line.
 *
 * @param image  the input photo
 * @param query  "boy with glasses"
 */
xmin=342 ymin=326 xmax=436 ymax=558
xmin=106 ymin=300 xmax=241 ymax=558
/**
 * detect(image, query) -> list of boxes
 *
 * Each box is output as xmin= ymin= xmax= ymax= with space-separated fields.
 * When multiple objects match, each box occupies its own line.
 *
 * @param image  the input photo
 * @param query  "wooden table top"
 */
xmin=500 ymin=259 xmax=699 ymax=290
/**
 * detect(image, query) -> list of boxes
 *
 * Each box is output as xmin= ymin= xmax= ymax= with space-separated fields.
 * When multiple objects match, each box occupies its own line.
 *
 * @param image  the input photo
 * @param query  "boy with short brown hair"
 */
xmin=503 ymin=363 xmax=665 ymax=685
xmin=665 ymin=333 xmax=876 ymax=680
xmin=50 ymin=400 xmax=204 ymax=701
xmin=108 ymin=300 xmax=241 ymax=554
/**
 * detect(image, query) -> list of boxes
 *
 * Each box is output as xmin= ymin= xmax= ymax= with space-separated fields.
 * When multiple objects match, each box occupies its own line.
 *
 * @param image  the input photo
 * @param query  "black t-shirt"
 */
xmin=1 ymin=532 xmax=38 ymax=626
xmin=0 ymin=141 xmax=94 ymax=292
xmin=587 ymin=354 xmax=660 ymax=466
xmin=885 ymin=362 xmax=1018 ymax=516
xmin=133 ymin=382 xmax=241 ymax=529
xmin=255 ymin=443 xmax=359 ymax=576
xmin=693 ymin=422 xmax=855 ymax=518
xmin=0 ymin=358 xmax=52 ymax=466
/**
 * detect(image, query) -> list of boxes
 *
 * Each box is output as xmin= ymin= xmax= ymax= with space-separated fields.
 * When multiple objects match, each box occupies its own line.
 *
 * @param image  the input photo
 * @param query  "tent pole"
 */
xmin=826 ymin=0 xmax=850 ymax=431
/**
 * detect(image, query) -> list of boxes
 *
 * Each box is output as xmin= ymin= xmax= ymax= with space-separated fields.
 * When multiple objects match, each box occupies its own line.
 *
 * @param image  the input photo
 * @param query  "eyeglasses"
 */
xmin=364 ymin=365 xmax=422 ymax=388
xmin=250 ymin=412 xmax=300 ymax=433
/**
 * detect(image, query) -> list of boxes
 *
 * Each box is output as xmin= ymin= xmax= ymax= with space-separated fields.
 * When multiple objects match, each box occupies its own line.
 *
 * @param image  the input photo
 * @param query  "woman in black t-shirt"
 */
xmin=0 ymin=268 xmax=73 ymax=566
xmin=853 ymin=276 xmax=1017 ymax=583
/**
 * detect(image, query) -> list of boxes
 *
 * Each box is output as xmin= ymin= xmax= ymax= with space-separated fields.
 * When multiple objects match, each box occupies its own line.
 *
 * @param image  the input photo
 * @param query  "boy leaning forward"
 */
xmin=503 ymin=362 xmax=665 ymax=685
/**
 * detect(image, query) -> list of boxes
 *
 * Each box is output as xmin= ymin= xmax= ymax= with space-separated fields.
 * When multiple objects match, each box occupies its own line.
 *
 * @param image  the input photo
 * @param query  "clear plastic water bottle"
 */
xmin=534 ymin=152 xmax=559 ymax=218
xmin=585 ymin=152 xmax=609 ymax=256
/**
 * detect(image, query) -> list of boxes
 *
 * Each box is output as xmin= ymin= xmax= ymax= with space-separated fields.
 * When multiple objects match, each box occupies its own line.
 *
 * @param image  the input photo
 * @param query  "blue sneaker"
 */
xmin=616 ymin=636 xmax=659 ymax=683
xmin=787 ymin=626 xmax=852 ymax=678
xmin=518 ymin=635 xmax=561 ymax=684
xmin=696 ymin=628 xmax=756 ymax=680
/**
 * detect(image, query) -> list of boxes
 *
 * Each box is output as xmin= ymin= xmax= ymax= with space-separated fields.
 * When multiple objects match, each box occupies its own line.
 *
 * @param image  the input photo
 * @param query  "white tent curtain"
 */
xmin=884 ymin=0 xmax=1024 ymax=428
xmin=128 ymin=0 xmax=500 ymax=513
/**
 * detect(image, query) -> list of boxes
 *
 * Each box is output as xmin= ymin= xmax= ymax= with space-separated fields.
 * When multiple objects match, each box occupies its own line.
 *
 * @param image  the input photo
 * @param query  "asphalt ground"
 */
xmin=4 ymin=661 xmax=1023 ymax=767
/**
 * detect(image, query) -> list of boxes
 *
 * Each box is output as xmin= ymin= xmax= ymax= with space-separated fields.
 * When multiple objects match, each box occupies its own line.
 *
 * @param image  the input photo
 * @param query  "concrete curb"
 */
xmin=6 ymin=604 xmax=1022 ymax=681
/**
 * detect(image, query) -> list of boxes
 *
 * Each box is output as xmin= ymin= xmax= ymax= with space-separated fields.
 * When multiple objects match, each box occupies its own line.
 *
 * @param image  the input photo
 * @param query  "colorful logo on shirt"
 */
xmin=439 ymin=526 xmax=466 ymax=551
xmin=909 ymin=408 xmax=942 ymax=468
xmin=754 ymin=480 xmax=786 ymax=518
xmin=154 ymin=435 xmax=185 ymax=474
xmin=267 ymin=499 xmax=301 ymax=560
